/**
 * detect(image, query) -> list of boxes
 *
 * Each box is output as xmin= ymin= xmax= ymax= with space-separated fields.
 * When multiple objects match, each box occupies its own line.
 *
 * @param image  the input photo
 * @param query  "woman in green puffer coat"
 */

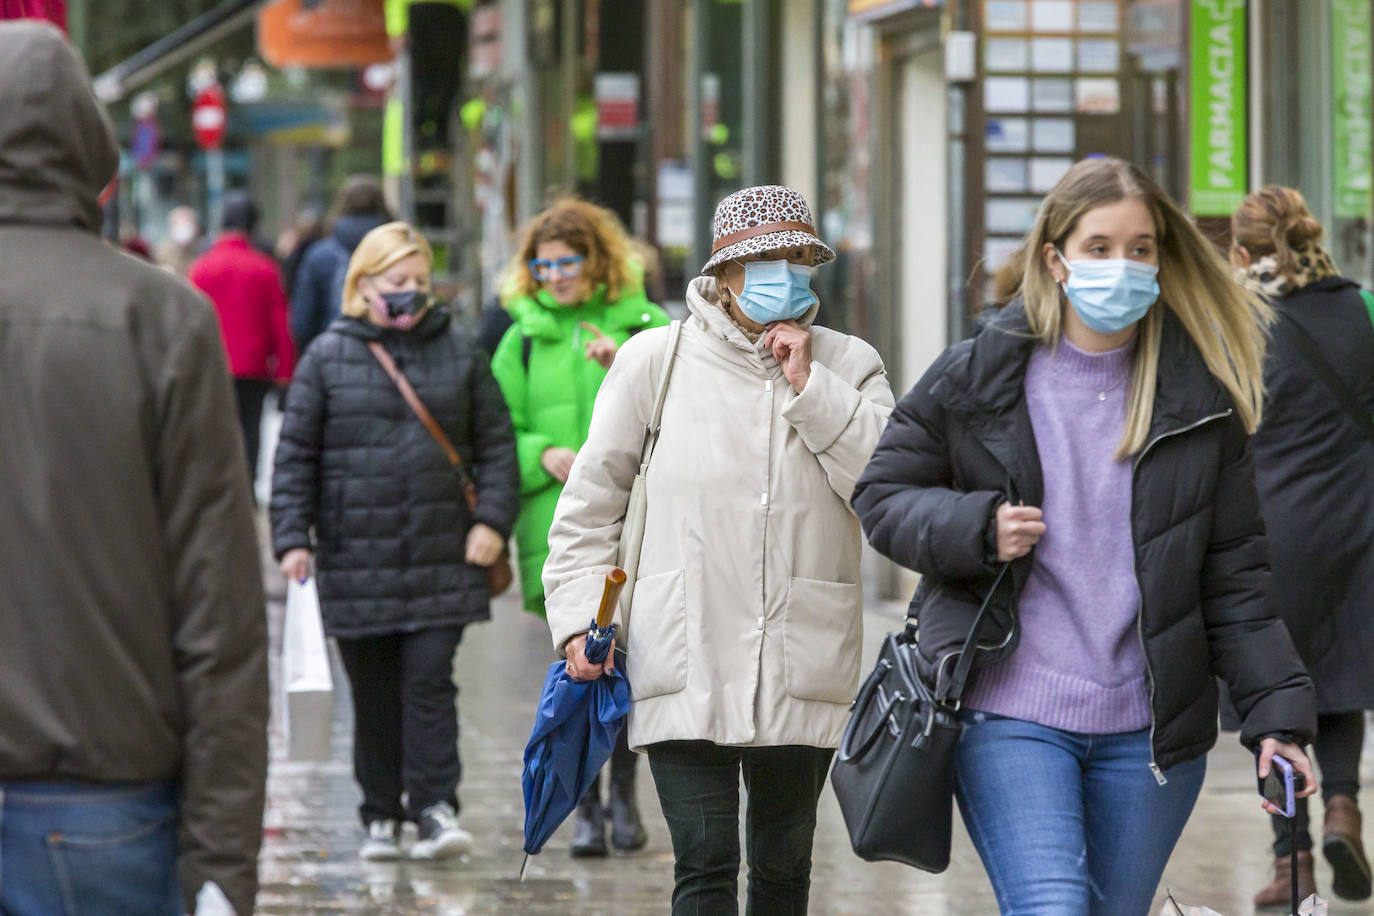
xmin=492 ymin=199 xmax=670 ymax=616
xmin=492 ymin=198 xmax=668 ymax=857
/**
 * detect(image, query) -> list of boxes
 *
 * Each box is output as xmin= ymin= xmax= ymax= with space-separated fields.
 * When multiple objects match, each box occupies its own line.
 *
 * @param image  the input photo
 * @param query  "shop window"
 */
xmin=986 ymin=117 xmax=1030 ymax=152
xmin=1078 ymin=1 xmax=1118 ymax=33
xmin=986 ymin=76 xmax=1031 ymax=112
xmin=987 ymin=157 xmax=1030 ymax=192
xmin=987 ymin=37 xmax=1030 ymax=71
xmin=1031 ymin=37 xmax=1074 ymax=72
xmin=987 ymin=198 xmax=1040 ymax=233
xmin=986 ymin=0 xmax=1029 ymax=33
xmin=1032 ymin=118 xmax=1075 ymax=152
xmin=1032 ymin=78 xmax=1073 ymax=112
xmin=1031 ymin=1 xmax=1074 ymax=32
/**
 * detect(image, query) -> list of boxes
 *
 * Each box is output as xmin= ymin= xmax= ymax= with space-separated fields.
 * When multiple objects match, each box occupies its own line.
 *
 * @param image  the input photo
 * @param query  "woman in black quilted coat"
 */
xmin=271 ymin=222 xmax=518 ymax=863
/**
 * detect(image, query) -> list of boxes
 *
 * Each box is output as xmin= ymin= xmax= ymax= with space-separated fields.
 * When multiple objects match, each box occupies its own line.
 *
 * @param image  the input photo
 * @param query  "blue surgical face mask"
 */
xmin=1056 ymin=250 xmax=1159 ymax=334
xmin=729 ymin=259 xmax=817 ymax=325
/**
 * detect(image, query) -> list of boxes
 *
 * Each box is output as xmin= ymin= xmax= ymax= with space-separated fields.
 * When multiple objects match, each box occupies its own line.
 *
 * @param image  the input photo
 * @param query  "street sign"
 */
xmin=192 ymin=84 xmax=227 ymax=151
xmin=1332 ymin=0 xmax=1372 ymax=220
xmin=1188 ymin=0 xmax=1248 ymax=216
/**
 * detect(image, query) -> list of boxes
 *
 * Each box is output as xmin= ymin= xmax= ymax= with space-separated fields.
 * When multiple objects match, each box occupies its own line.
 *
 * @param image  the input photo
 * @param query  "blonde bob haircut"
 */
xmin=999 ymin=157 xmax=1272 ymax=459
xmin=341 ymin=221 xmax=434 ymax=318
xmin=505 ymin=198 xmax=637 ymax=302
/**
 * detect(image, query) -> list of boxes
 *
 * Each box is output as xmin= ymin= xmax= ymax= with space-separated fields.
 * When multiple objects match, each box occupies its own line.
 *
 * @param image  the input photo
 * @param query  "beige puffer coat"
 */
xmin=544 ymin=276 xmax=894 ymax=750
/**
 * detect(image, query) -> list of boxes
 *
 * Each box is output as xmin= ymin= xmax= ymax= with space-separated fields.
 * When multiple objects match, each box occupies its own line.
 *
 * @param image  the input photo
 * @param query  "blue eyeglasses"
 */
xmin=528 ymin=255 xmax=585 ymax=281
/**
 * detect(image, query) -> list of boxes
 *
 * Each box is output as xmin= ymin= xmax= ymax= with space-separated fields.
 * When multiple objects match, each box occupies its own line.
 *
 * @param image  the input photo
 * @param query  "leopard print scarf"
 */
xmin=1237 ymin=242 xmax=1339 ymax=298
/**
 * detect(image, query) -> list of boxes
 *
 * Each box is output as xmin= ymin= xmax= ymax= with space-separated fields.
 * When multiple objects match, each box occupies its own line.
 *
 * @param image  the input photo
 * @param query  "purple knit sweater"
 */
xmin=963 ymin=336 xmax=1152 ymax=734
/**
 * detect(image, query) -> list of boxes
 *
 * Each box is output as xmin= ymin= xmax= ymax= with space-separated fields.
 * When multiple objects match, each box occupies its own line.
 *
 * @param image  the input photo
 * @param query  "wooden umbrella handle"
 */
xmin=595 ymin=568 xmax=628 ymax=630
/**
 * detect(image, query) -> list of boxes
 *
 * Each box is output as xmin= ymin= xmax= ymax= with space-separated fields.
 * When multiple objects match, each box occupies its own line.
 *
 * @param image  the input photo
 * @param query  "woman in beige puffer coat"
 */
xmin=543 ymin=186 xmax=893 ymax=915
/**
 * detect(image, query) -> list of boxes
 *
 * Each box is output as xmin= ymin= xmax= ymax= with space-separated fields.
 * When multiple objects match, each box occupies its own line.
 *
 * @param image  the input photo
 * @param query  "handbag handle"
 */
xmin=838 ymin=659 xmax=902 ymax=763
xmin=638 ymin=320 xmax=683 ymax=468
xmin=367 ymin=341 xmax=478 ymax=504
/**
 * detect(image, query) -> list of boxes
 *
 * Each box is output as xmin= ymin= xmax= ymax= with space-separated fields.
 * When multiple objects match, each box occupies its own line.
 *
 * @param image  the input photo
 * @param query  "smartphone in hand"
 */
xmin=1257 ymin=753 xmax=1306 ymax=818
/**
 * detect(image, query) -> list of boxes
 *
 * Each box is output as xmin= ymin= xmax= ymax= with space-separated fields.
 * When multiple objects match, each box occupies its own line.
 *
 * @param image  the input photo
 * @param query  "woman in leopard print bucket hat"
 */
xmin=541 ymin=185 xmax=893 ymax=914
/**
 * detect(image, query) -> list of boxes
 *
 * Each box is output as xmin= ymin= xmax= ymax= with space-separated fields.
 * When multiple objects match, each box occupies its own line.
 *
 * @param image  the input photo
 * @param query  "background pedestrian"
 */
xmin=1231 ymin=184 xmax=1374 ymax=906
xmin=543 ymin=185 xmax=893 ymax=913
xmin=189 ymin=192 xmax=296 ymax=484
xmin=271 ymin=221 xmax=518 ymax=863
xmin=491 ymin=197 xmax=669 ymax=857
xmin=291 ymin=174 xmax=394 ymax=353
xmin=155 ymin=204 xmax=202 ymax=277
xmin=852 ymin=157 xmax=1318 ymax=916
xmin=0 ymin=22 xmax=267 ymax=915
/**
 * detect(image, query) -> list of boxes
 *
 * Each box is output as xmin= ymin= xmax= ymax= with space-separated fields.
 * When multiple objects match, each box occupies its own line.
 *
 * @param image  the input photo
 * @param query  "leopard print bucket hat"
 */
xmin=700 ymin=185 xmax=836 ymax=276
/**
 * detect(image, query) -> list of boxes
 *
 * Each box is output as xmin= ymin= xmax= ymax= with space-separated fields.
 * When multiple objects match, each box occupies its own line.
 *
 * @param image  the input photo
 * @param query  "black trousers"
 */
xmin=646 ymin=740 xmax=834 ymax=916
xmin=1272 ymin=710 xmax=1366 ymax=855
xmin=233 ymin=378 xmax=272 ymax=482
xmin=336 ymin=626 xmax=465 ymax=826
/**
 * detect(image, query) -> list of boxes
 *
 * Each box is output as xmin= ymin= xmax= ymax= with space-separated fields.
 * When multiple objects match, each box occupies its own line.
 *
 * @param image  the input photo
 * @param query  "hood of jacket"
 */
xmin=331 ymin=212 xmax=390 ymax=253
xmin=330 ymin=303 xmax=452 ymax=344
xmin=0 ymin=22 xmax=118 ymax=232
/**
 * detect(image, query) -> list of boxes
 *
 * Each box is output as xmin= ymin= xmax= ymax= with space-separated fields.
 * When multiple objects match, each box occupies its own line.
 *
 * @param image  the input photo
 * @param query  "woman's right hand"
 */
xmin=281 ymin=548 xmax=312 ymax=583
xmin=541 ymin=447 xmax=578 ymax=483
xmin=564 ymin=633 xmax=615 ymax=682
xmin=996 ymin=502 xmax=1046 ymax=561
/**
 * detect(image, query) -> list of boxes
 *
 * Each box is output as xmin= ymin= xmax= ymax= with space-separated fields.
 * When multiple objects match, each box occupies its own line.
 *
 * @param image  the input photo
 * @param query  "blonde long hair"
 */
xmin=1000 ymin=158 xmax=1272 ymax=458
xmin=341 ymin=222 xmax=434 ymax=318
xmin=505 ymin=198 xmax=637 ymax=302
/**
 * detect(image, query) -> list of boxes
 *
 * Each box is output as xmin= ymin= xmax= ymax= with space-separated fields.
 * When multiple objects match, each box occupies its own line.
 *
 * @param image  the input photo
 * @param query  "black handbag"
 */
xmin=830 ymin=564 xmax=1012 ymax=872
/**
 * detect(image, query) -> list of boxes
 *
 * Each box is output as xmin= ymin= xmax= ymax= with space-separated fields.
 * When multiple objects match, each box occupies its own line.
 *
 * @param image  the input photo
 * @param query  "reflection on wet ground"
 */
xmin=255 ymin=541 xmax=1374 ymax=915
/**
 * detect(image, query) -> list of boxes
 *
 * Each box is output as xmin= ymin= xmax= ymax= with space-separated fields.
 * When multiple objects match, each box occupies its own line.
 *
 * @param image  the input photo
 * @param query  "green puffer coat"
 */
xmin=492 ymin=282 xmax=670 ymax=614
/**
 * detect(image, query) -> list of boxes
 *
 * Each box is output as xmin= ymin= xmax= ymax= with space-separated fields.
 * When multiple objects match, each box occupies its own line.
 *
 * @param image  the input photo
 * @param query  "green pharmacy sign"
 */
xmin=1189 ymin=1 xmax=1248 ymax=216
xmin=1332 ymin=0 xmax=1373 ymax=220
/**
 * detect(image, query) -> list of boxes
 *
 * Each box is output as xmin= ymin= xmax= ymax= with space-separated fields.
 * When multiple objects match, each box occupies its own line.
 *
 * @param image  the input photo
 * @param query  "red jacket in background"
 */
xmin=0 ymin=0 xmax=66 ymax=30
xmin=189 ymin=233 xmax=296 ymax=382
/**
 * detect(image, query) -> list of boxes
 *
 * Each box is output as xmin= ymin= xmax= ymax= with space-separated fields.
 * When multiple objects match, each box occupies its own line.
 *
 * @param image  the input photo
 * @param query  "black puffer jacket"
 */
xmin=271 ymin=308 xmax=519 ymax=638
xmin=852 ymin=303 xmax=1315 ymax=772
xmin=1251 ymin=276 xmax=1374 ymax=713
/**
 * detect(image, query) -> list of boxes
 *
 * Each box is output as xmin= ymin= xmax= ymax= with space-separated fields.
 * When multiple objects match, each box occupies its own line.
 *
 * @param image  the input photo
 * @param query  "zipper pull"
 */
xmin=1149 ymin=762 xmax=1167 ymax=786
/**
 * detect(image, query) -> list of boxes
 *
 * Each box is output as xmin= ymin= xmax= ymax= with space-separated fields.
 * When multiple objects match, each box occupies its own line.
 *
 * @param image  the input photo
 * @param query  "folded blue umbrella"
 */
xmin=521 ymin=617 xmax=630 ymax=868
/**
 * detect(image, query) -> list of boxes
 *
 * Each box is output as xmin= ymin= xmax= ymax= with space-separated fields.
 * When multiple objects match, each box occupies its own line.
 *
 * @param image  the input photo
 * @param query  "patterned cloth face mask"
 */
xmin=372 ymin=289 xmax=431 ymax=331
xmin=730 ymin=259 xmax=817 ymax=325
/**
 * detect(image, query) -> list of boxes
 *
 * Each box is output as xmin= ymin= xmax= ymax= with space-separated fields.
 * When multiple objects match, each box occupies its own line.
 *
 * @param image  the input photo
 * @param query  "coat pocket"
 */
xmin=625 ymin=568 xmax=688 ymax=700
xmin=782 ymin=576 xmax=864 ymax=704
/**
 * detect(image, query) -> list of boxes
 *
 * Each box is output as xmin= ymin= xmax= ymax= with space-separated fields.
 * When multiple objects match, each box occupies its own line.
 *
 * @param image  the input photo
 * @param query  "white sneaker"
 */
xmin=409 ymin=802 xmax=472 ymax=860
xmin=359 ymin=819 xmax=402 ymax=861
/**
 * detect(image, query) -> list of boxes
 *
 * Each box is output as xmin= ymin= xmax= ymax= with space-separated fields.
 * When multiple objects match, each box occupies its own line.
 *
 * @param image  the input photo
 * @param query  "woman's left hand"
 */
xmin=1257 ymin=737 xmax=1318 ymax=815
xmin=465 ymin=523 xmax=505 ymax=567
xmin=581 ymin=321 xmax=619 ymax=369
xmin=764 ymin=320 xmax=812 ymax=392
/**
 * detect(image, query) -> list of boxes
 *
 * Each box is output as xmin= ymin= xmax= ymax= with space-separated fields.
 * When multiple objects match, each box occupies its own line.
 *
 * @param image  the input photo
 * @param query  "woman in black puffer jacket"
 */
xmin=852 ymin=158 xmax=1316 ymax=916
xmin=271 ymin=222 xmax=518 ymax=863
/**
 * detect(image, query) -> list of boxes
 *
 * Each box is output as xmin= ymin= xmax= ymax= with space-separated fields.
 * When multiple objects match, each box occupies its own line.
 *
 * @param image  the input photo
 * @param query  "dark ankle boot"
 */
xmin=1254 ymin=850 xmax=1316 ymax=909
xmin=570 ymin=784 xmax=607 ymax=858
xmin=1324 ymin=795 xmax=1372 ymax=900
xmin=607 ymin=730 xmax=647 ymax=852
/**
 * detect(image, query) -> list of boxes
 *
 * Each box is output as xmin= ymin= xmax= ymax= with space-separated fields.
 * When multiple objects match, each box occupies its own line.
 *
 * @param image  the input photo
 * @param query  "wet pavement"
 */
xmin=254 ymin=528 xmax=1374 ymax=915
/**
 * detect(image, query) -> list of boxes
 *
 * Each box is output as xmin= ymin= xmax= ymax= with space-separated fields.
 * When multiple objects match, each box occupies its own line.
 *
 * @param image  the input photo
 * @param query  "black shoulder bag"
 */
xmin=831 ymin=563 xmax=1013 ymax=873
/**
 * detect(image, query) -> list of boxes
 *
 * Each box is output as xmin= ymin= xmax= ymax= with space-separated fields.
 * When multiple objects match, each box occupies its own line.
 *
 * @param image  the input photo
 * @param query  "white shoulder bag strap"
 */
xmin=616 ymin=320 xmax=683 ymax=619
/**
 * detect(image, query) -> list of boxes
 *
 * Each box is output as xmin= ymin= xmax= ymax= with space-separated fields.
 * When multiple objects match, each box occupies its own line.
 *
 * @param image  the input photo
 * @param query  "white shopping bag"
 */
xmin=282 ymin=577 xmax=333 ymax=761
xmin=1160 ymin=892 xmax=1326 ymax=915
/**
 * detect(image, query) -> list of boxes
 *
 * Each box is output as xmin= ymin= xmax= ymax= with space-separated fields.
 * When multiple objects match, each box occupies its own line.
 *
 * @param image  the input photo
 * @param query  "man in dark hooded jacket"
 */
xmin=0 ymin=23 xmax=267 ymax=916
xmin=290 ymin=174 xmax=393 ymax=352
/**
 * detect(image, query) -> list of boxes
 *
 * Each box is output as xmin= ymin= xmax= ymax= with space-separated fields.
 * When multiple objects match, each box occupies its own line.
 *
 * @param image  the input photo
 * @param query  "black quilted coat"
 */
xmin=852 ymin=303 xmax=1315 ymax=773
xmin=271 ymin=308 xmax=519 ymax=638
xmin=1251 ymin=276 xmax=1374 ymax=714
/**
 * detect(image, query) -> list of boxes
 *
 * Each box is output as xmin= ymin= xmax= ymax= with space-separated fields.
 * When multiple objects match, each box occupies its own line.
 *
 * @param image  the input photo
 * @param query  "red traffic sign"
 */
xmin=192 ymin=84 xmax=227 ymax=151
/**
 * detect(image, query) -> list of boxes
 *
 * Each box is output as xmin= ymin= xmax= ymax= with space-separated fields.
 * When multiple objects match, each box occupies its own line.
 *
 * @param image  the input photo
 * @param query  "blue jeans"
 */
xmin=0 ymin=781 xmax=181 ymax=916
xmin=955 ymin=711 xmax=1206 ymax=916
